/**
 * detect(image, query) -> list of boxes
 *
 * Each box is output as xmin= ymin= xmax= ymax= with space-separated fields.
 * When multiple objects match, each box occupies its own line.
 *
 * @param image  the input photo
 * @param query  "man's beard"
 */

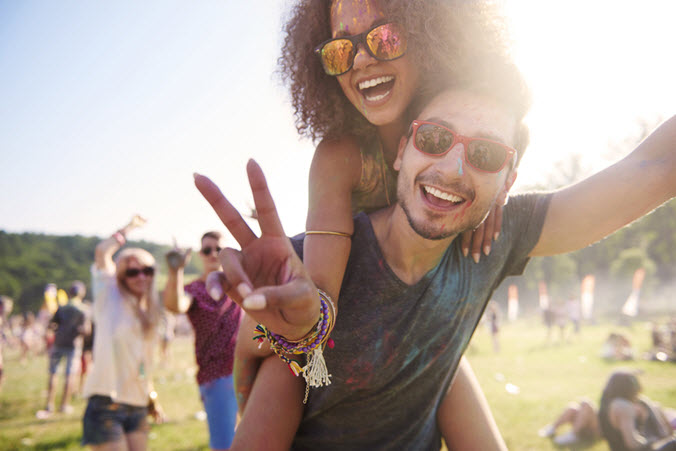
xmin=397 ymin=172 xmax=489 ymax=240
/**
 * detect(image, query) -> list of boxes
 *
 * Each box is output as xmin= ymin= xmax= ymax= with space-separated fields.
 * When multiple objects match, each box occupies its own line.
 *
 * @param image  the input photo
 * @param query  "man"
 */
xmin=163 ymin=231 xmax=241 ymax=451
xmin=41 ymin=281 xmax=87 ymax=416
xmin=195 ymin=81 xmax=675 ymax=449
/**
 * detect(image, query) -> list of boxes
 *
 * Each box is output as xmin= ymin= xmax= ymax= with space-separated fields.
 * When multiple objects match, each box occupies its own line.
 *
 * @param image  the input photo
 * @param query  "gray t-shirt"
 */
xmin=291 ymin=192 xmax=552 ymax=450
xmin=51 ymin=302 xmax=85 ymax=349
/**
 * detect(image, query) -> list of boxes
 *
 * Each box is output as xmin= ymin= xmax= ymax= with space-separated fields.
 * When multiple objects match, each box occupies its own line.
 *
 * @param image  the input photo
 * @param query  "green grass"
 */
xmin=1 ymin=317 xmax=674 ymax=450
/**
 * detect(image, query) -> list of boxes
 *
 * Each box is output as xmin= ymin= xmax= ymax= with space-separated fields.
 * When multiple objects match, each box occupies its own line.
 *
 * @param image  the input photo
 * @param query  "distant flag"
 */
xmin=507 ymin=284 xmax=519 ymax=321
xmin=621 ymin=268 xmax=646 ymax=317
xmin=538 ymin=281 xmax=549 ymax=310
xmin=581 ymin=275 xmax=595 ymax=320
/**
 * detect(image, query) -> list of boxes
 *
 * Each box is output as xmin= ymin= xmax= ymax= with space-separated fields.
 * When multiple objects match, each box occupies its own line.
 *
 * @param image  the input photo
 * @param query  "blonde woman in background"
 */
xmin=81 ymin=215 xmax=163 ymax=451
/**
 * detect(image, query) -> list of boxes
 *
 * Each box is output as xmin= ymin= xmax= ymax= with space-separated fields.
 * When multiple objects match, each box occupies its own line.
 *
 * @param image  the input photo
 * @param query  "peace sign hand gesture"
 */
xmin=194 ymin=160 xmax=320 ymax=341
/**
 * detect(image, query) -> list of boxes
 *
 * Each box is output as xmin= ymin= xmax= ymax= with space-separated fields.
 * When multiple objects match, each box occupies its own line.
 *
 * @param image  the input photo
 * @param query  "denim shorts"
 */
xmin=82 ymin=395 xmax=148 ymax=446
xmin=48 ymin=346 xmax=75 ymax=376
xmin=199 ymin=375 xmax=238 ymax=449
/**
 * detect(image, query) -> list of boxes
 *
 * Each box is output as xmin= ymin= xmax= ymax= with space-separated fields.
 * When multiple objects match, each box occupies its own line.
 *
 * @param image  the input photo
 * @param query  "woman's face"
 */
xmin=199 ymin=236 xmax=223 ymax=274
xmin=330 ymin=0 xmax=419 ymax=127
xmin=123 ymin=257 xmax=153 ymax=299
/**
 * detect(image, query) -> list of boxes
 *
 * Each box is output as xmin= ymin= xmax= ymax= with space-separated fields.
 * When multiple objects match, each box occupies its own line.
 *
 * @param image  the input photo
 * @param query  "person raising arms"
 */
xmin=197 ymin=68 xmax=676 ymax=448
xmin=230 ymin=1 xmax=512 ymax=448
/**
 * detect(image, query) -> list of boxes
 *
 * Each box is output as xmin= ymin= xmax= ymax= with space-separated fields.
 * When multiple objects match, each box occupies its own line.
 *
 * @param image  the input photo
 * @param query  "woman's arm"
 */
xmin=304 ymin=136 xmax=363 ymax=301
xmin=230 ymin=138 xmax=362 ymax=444
xmin=95 ymin=214 xmax=147 ymax=272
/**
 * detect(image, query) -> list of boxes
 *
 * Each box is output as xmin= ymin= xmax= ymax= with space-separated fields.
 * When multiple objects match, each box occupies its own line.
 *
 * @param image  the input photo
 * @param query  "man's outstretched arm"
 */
xmin=530 ymin=115 xmax=676 ymax=257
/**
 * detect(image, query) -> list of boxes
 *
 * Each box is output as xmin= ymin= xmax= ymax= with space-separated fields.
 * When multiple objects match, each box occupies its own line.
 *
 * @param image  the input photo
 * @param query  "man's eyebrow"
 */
xmin=425 ymin=116 xmax=506 ymax=144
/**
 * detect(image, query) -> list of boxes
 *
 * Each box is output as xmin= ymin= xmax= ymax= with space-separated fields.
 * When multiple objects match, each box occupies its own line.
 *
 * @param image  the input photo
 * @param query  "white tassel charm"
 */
xmin=302 ymin=346 xmax=331 ymax=388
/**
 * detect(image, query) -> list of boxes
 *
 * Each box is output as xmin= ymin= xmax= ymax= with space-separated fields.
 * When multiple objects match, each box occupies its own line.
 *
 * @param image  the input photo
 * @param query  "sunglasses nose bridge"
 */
xmin=352 ymin=40 xmax=377 ymax=70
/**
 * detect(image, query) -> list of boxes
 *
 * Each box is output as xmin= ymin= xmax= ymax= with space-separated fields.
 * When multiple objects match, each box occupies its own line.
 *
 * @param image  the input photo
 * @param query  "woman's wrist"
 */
xmin=112 ymin=230 xmax=126 ymax=246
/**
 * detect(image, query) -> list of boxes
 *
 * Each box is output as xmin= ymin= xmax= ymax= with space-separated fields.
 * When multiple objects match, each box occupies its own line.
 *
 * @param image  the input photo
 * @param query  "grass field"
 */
xmin=1 ymin=316 xmax=674 ymax=450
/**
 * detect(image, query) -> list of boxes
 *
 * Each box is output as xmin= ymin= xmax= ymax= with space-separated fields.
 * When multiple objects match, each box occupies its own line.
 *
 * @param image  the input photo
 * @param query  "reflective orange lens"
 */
xmin=316 ymin=23 xmax=407 ymax=76
xmin=366 ymin=23 xmax=407 ymax=61
xmin=319 ymin=39 xmax=355 ymax=76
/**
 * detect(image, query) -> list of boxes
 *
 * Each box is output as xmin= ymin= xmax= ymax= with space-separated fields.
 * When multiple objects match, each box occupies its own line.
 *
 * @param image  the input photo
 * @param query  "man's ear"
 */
xmin=498 ymin=169 xmax=518 ymax=205
xmin=393 ymin=135 xmax=408 ymax=172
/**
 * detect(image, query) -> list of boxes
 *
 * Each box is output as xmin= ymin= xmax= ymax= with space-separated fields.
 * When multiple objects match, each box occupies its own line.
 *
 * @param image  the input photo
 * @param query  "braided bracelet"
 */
xmin=253 ymin=290 xmax=336 ymax=401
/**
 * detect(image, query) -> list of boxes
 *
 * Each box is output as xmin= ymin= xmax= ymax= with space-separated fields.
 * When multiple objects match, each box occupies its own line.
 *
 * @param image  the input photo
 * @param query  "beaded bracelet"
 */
xmin=253 ymin=290 xmax=336 ymax=402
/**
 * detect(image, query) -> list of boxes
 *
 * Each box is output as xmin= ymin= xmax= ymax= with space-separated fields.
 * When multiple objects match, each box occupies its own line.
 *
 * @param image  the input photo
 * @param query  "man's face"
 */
xmin=394 ymin=89 xmax=518 ymax=240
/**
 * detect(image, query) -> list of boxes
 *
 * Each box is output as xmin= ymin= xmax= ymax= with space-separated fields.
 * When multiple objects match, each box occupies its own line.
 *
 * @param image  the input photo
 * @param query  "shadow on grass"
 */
xmin=33 ymin=435 xmax=81 ymax=450
xmin=554 ymin=438 xmax=603 ymax=450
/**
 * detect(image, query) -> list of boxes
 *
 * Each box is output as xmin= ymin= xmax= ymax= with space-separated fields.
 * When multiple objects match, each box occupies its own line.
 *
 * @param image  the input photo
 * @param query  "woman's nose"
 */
xmin=351 ymin=43 xmax=376 ymax=71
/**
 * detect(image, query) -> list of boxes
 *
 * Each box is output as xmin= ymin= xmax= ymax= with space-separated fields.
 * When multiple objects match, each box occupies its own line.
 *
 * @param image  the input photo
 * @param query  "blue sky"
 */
xmin=1 ymin=1 xmax=674 ymax=249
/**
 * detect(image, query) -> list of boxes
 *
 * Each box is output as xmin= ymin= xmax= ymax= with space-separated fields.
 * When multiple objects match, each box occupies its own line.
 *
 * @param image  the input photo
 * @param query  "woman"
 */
xmin=598 ymin=370 xmax=676 ymax=451
xmin=81 ymin=215 xmax=163 ymax=450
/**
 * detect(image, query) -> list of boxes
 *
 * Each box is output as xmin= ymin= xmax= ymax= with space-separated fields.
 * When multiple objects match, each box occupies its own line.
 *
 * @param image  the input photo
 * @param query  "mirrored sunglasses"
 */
xmin=314 ymin=22 xmax=407 ymax=76
xmin=411 ymin=120 xmax=516 ymax=173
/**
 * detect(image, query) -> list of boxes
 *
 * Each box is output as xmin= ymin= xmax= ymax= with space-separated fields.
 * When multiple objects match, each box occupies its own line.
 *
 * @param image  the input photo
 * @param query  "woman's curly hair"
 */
xmin=278 ymin=0 xmax=522 ymax=143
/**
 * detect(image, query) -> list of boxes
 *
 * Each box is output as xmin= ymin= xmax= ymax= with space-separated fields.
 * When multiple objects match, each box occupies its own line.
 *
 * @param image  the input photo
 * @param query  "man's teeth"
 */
xmin=358 ymin=75 xmax=394 ymax=90
xmin=424 ymin=186 xmax=463 ymax=202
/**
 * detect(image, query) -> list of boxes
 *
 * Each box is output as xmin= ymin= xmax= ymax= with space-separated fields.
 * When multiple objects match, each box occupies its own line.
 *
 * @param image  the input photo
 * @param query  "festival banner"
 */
xmin=580 ymin=275 xmax=595 ymax=320
xmin=507 ymin=284 xmax=519 ymax=321
xmin=538 ymin=281 xmax=549 ymax=310
xmin=621 ymin=268 xmax=646 ymax=317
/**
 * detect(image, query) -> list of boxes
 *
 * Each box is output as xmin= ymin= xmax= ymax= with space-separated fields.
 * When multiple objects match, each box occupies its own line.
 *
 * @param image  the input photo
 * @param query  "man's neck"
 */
xmin=369 ymin=207 xmax=456 ymax=285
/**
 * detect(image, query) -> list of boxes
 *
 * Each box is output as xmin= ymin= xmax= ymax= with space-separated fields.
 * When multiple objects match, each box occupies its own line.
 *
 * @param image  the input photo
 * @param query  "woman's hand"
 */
xmin=460 ymin=203 xmax=503 ymax=263
xmin=194 ymin=161 xmax=320 ymax=341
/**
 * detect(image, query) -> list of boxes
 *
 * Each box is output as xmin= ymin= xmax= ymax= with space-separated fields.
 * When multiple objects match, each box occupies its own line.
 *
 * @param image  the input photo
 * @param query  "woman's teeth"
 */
xmin=358 ymin=75 xmax=394 ymax=90
xmin=358 ymin=76 xmax=394 ymax=102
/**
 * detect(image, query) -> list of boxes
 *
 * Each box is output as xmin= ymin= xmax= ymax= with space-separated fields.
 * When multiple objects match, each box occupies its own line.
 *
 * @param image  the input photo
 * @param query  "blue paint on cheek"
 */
xmin=457 ymin=157 xmax=463 ymax=176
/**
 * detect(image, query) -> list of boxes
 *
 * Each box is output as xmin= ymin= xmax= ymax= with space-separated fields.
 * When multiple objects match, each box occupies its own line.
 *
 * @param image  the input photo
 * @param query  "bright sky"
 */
xmin=1 ymin=1 xmax=674 ymax=249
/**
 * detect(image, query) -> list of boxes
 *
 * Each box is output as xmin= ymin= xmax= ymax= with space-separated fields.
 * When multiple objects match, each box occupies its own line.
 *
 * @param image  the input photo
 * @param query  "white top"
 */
xmin=83 ymin=265 xmax=157 ymax=406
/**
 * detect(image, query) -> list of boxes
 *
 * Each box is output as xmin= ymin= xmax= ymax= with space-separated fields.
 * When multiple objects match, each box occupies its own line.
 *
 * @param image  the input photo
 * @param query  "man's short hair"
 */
xmin=69 ymin=280 xmax=86 ymax=298
xmin=201 ymin=231 xmax=222 ymax=242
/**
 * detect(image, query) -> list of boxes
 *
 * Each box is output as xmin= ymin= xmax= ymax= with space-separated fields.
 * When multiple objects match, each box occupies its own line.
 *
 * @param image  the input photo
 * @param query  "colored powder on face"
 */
xmin=457 ymin=157 xmax=463 ymax=176
xmin=453 ymin=199 xmax=473 ymax=221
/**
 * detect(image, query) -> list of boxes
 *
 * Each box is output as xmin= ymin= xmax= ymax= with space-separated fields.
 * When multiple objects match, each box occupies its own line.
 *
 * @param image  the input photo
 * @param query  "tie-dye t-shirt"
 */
xmin=291 ymin=192 xmax=552 ymax=450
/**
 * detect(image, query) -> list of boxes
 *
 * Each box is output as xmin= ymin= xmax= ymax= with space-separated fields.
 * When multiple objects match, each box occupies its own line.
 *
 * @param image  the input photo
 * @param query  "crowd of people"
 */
xmin=1 ymin=0 xmax=676 ymax=449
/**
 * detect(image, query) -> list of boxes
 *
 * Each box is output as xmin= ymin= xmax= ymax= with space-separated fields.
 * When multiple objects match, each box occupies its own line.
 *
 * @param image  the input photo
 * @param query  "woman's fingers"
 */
xmin=194 ymin=173 xmax=257 ymax=247
xmin=205 ymin=271 xmax=232 ymax=301
xmin=493 ymin=203 xmax=504 ymax=241
xmin=460 ymin=230 xmax=472 ymax=258
xmin=470 ymin=222 xmax=486 ymax=263
xmin=251 ymin=279 xmax=321 ymax=340
xmin=218 ymin=247 xmax=254 ymax=302
xmin=481 ymin=206 xmax=496 ymax=256
xmin=246 ymin=160 xmax=286 ymax=238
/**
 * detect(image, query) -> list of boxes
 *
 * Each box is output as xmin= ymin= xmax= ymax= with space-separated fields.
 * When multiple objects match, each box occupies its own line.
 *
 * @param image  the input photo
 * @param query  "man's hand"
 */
xmin=166 ymin=248 xmax=192 ymax=271
xmin=194 ymin=160 xmax=319 ymax=340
